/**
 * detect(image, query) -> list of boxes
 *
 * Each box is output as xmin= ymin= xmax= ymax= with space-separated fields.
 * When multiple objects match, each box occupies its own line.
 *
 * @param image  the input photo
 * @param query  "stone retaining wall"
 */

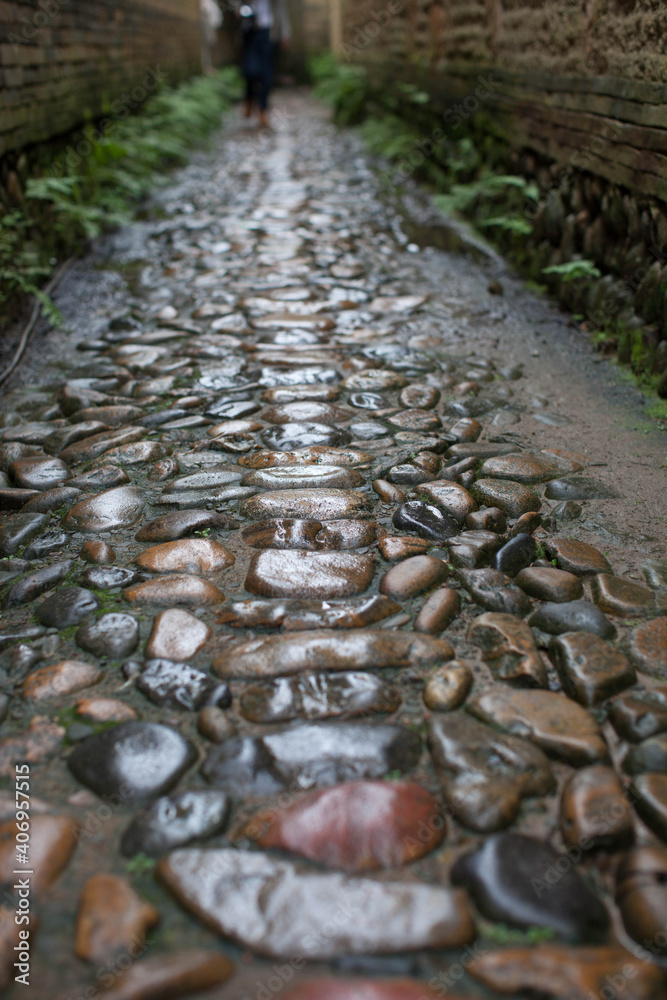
xmin=0 ymin=0 xmax=202 ymax=156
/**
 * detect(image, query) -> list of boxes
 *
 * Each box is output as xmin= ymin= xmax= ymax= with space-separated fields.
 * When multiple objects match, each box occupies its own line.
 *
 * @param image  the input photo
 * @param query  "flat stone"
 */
xmin=123 ymin=575 xmax=224 ymax=606
xmin=0 ymin=441 xmax=43 ymax=471
xmin=616 ymin=847 xmax=667 ymax=956
xmin=80 ymin=566 xmax=141 ymax=590
xmin=0 ymin=717 xmax=65 ymax=776
xmin=281 ymin=980 xmax=443 ymax=1000
xmin=101 ymin=949 xmax=234 ymax=1000
xmin=459 ymin=568 xmax=532 ymax=616
xmin=480 ymin=452 xmax=565 ymax=484
xmin=135 ymin=510 xmax=236 ymax=542
xmin=22 ymin=659 xmax=102 ymax=700
xmin=349 ymin=391 xmax=389 ymax=410
xmin=20 ymin=484 xmax=82 ymax=512
xmin=388 ymin=409 xmax=441 ymax=432
xmin=0 ymin=512 xmax=47 ymax=556
xmin=492 ymin=533 xmax=537 ymax=577
xmin=628 ymin=617 xmax=667 ymax=678
xmin=262 ymin=401 xmax=351 ymax=425
xmin=162 ymin=470 xmax=242 ymax=493
xmin=261 ymin=422 xmax=352 ymax=451
xmin=261 ymin=385 xmax=340 ymax=403
xmin=72 ymin=404 xmax=143 ymax=426
xmin=544 ymin=537 xmax=612 ymax=576
xmin=470 ymin=944 xmax=665 ymax=1000
xmin=384 ymin=469 xmax=426 ymax=491
xmin=137 ymin=659 xmax=227 ymax=711
xmin=530 ymin=600 xmax=616 ymax=640
xmin=242 ymin=518 xmax=322 ymax=550
xmin=623 ymin=733 xmax=667 ymax=775
xmin=542 ymin=499 xmax=583 ymax=531
xmin=76 ymin=613 xmax=140 ymax=659
xmin=68 ymin=722 xmax=197 ymax=801
xmin=212 ymin=629 xmax=453 ymax=679
xmin=202 ymin=722 xmax=423 ymax=795
xmin=4 ymin=559 xmax=72 ymax=606
xmin=315 ymin=519 xmax=377 ymax=549
xmin=239 ymin=446 xmax=373 ymax=468
xmin=76 ymin=698 xmax=137 ymax=723
xmin=549 ymin=631 xmax=636 ymax=706
xmin=75 ymin=874 xmax=159 ymax=963
xmin=219 ymin=595 xmax=401 ymax=631
xmin=378 ymin=536 xmax=432 ymax=561
xmin=36 ymin=586 xmax=98 ymax=627
xmin=414 ymin=481 xmax=476 ymax=524
xmin=11 ymin=455 xmax=70 ymax=490
xmin=64 ymin=486 xmax=144 ymax=532
xmin=379 ymin=555 xmax=447 ymax=601
xmin=608 ymin=688 xmax=667 ymax=742
xmin=515 ymin=566 xmax=583 ymax=602
xmin=448 ymin=530 xmax=504 ymax=569
xmin=451 ymin=833 xmax=609 ymax=941
xmin=0 ymin=486 xmax=39 ymax=510
xmin=643 ymin=558 xmax=667 ymax=590
xmin=135 ymin=538 xmax=234 ymax=574
xmin=423 ymin=661 xmax=472 ymax=711
xmin=632 ymin=773 xmax=667 ymax=840
xmin=428 ymin=712 xmax=554 ymax=832
xmin=0 ymin=814 xmax=78 ymax=894
xmin=69 ymin=466 xmax=130 ymax=489
xmin=399 ymin=385 xmax=440 ymax=409
xmin=59 ymin=426 xmax=144 ymax=463
xmin=342 ymin=370 xmax=408 ymax=391
xmin=240 ymin=672 xmax=401 ymax=723
xmin=591 ymin=574 xmax=656 ymax=617
xmin=158 ymin=848 xmax=473 ymax=958
xmin=471 ymin=479 xmax=541 ymax=517
xmin=206 ymin=398 xmax=261 ymax=419
xmin=241 ymin=465 xmax=364 ymax=490
xmin=561 ymin=765 xmax=633 ymax=850
xmin=145 ymin=609 xmax=212 ymax=660
xmin=241 ymin=781 xmax=445 ymax=871
xmin=467 ymin=612 xmax=547 ymax=687
xmin=246 ymin=550 xmax=374 ymax=599
xmin=392 ymin=501 xmax=460 ymax=542
xmin=465 ymin=507 xmax=507 ymax=532
xmin=121 ymin=790 xmax=229 ymax=857
xmin=544 ymin=476 xmax=618 ymax=500
xmin=467 ymin=687 xmax=609 ymax=765
xmin=414 ymin=587 xmax=461 ymax=634
xmin=241 ymin=489 xmax=371 ymax=521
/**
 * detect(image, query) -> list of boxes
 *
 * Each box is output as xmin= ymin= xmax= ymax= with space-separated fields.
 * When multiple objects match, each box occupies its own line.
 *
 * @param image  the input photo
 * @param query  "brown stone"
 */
xmin=59 ymin=426 xmax=145 ymax=464
xmin=135 ymin=510 xmax=236 ymax=543
xmin=480 ymin=452 xmax=565 ymax=484
xmin=423 ymin=661 xmax=472 ymax=711
xmin=342 ymin=370 xmax=408 ymax=390
xmin=241 ymin=488 xmax=372 ymax=521
xmin=467 ymin=612 xmax=547 ymax=687
xmin=281 ymin=980 xmax=445 ymax=1000
xmin=378 ymin=535 xmax=432 ymax=561
xmin=94 ymin=440 xmax=165 ymax=465
xmin=197 ymin=706 xmax=237 ymax=743
xmin=608 ymin=687 xmax=667 ymax=742
xmin=379 ymin=555 xmax=447 ymax=601
xmin=213 ymin=629 xmax=454 ymax=679
xmin=388 ymin=409 xmax=442 ymax=431
xmin=123 ymin=576 xmax=224 ymax=606
xmin=471 ymin=479 xmax=541 ymax=517
xmin=242 ymin=465 xmax=364 ymax=490
xmin=616 ymin=847 xmax=667 ymax=955
xmin=242 ymin=518 xmax=322 ymax=550
xmin=262 ymin=401 xmax=352 ymax=424
xmin=81 ymin=540 xmax=116 ymax=564
xmin=549 ymin=631 xmax=636 ymax=706
xmin=11 ymin=456 xmax=70 ymax=490
xmin=415 ymin=481 xmax=476 ymax=524
xmin=544 ymin=537 xmax=612 ymax=576
xmin=76 ymin=698 xmax=137 ymax=723
xmin=241 ymin=781 xmax=445 ymax=871
xmin=75 ymin=874 xmax=159 ymax=963
xmin=101 ymin=949 xmax=234 ymax=1000
xmin=145 ymin=609 xmax=212 ymax=660
xmin=0 ymin=814 xmax=78 ymax=894
xmin=238 ymin=446 xmax=373 ymax=468
xmin=467 ymin=688 xmax=609 ymax=765
xmin=631 ymin=773 xmax=667 ymax=840
xmin=591 ymin=574 xmax=656 ymax=616
xmin=515 ymin=566 xmax=583 ymax=602
xmin=22 ymin=659 xmax=102 ymax=700
xmin=465 ymin=507 xmax=507 ymax=532
xmin=448 ymin=417 xmax=482 ymax=442
xmin=399 ymin=385 xmax=440 ymax=409
xmin=135 ymin=538 xmax=235 ymax=574
xmin=317 ymin=520 xmax=376 ymax=549
xmin=372 ymin=479 xmax=405 ymax=503
xmin=246 ymin=550 xmax=375 ymax=599
xmin=414 ymin=587 xmax=460 ymax=634
xmin=560 ymin=765 xmax=633 ymax=851
xmin=628 ymin=617 xmax=667 ymax=677
xmin=0 ymin=717 xmax=65 ymax=776
xmin=69 ymin=466 xmax=131 ymax=489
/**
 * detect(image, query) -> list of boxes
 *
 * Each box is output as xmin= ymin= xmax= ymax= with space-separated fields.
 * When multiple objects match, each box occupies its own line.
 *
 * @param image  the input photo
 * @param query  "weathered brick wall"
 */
xmin=0 ymin=0 xmax=202 ymax=156
xmin=340 ymin=0 xmax=667 ymax=201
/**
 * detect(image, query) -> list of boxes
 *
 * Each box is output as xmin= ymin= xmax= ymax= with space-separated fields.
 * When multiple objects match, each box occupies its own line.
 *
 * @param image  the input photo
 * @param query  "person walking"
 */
xmin=239 ymin=0 xmax=290 ymax=128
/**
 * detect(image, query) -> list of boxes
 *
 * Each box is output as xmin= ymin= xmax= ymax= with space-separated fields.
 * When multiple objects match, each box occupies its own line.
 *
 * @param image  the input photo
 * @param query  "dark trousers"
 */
xmin=242 ymin=27 xmax=272 ymax=111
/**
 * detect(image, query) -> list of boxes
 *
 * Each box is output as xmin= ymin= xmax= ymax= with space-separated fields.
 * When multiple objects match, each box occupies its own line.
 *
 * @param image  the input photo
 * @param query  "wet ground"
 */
xmin=0 ymin=91 xmax=666 ymax=1000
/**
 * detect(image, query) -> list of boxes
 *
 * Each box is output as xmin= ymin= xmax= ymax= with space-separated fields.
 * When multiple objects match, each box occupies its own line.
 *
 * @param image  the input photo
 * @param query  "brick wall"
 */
xmin=0 ymin=0 xmax=202 ymax=156
xmin=339 ymin=0 xmax=667 ymax=201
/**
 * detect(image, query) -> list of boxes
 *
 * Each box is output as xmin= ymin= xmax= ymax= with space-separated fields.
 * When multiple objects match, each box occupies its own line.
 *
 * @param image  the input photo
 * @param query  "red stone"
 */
xmin=243 ymin=781 xmax=446 ymax=871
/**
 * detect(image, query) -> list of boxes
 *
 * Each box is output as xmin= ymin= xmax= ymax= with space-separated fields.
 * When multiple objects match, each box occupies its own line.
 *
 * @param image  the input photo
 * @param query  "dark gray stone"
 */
xmin=492 ymin=534 xmax=537 ymax=577
xmin=0 ymin=512 xmax=47 ymax=557
xmin=137 ymin=659 xmax=229 ymax=711
xmin=36 ymin=586 xmax=98 ymax=628
xmin=120 ymin=790 xmax=230 ymax=857
xmin=529 ymin=601 xmax=616 ymax=639
xmin=76 ymin=613 xmax=139 ymax=659
xmin=261 ymin=422 xmax=351 ymax=451
xmin=393 ymin=501 xmax=460 ymax=543
xmin=4 ymin=560 xmax=73 ymax=606
xmin=459 ymin=568 xmax=532 ymax=616
xmin=544 ymin=476 xmax=618 ymax=500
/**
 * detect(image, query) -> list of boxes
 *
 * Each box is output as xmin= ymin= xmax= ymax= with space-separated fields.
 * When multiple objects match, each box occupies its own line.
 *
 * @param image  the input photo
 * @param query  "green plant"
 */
xmin=124 ymin=853 xmax=156 ymax=875
xmin=542 ymin=259 xmax=601 ymax=282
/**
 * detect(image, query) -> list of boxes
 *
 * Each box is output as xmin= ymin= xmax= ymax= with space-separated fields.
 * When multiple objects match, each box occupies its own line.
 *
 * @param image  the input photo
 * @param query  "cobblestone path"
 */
xmin=0 ymin=93 xmax=666 ymax=1000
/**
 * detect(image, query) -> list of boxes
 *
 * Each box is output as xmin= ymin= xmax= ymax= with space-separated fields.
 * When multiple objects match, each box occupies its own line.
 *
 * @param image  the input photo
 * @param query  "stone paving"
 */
xmin=0 ymin=93 xmax=666 ymax=999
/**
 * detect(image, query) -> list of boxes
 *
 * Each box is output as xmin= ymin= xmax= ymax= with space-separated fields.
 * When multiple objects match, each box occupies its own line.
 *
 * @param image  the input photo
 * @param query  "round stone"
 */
xmin=628 ymin=618 xmax=667 ymax=678
xmin=76 ymin=613 xmax=140 ymax=659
